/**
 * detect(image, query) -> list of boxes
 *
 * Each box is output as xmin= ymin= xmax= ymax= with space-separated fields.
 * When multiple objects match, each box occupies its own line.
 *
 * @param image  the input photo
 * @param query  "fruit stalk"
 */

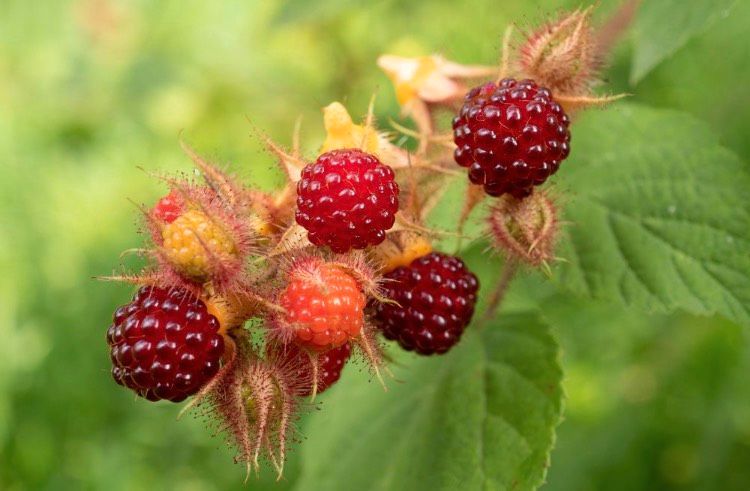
xmin=481 ymin=259 xmax=518 ymax=323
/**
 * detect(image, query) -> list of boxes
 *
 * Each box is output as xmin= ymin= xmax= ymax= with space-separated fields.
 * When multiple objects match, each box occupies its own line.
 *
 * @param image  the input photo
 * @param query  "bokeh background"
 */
xmin=2 ymin=0 xmax=749 ymax=489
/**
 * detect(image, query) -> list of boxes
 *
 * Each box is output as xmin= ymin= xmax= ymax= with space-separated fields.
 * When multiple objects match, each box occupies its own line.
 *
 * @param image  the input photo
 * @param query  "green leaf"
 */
xmin=631 ymin=0 xmax=736 ymax=84
xmin=293 ymin=312 xmax=563 ymax=491
xmin=555 ymin=103 xmax=750 ymax=326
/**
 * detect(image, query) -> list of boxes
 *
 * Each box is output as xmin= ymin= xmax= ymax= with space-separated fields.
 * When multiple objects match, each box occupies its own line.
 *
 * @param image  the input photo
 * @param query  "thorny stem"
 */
xmin=482 ymin=260 xmax=519 ymax=323
xmin=309 ymin=357 xmax=319 ymax=403
xmin=291 ymin=115 xmax=303 ymax=157
xmin=496 ymin=24 xmax=515 ymax=83
xmin=361 ymin=93 xmax=377 ymax=150
xmin=454 ymin=183 xmax=486 ymax=254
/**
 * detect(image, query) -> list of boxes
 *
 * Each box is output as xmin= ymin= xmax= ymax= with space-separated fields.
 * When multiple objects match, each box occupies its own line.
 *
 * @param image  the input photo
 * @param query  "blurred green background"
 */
xmin=2 ymin=0 xmax=749 ymax=489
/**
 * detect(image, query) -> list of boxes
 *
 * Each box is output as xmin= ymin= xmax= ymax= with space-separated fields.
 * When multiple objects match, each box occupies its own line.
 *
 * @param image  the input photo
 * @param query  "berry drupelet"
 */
xmin=160 ymin=209 xmax=237 ymax=280
xmin=152 ymin=190 xmax=184 ymax=223
xmin=272 ymin=342 xmax=352 ymax=396
xmin=107 ymin=286 xmax=225 ymax=402
xmin=279 ymin=262 xmax=366 ymax=351
xmin=295 ymin=148 xmax=399 ymax=253
xmin=373 ymin=252 xmax=479 ymax=355
xmin=453 ymin=78 xmax=571 ymax=198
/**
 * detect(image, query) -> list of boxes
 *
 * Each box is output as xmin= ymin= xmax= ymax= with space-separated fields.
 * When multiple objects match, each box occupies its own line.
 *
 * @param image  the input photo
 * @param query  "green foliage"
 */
xmin=555 ymin=104 xmax=750 ymax=326
xmin=632 ymin=0 xmax=750 ymax=160
xmin=294 ymin=313 xmax=562 ymax=491
xmin=631 ymin=0 xmax=737 ymax=83
xmin=1 ymin=0 xmax=749 ymax=490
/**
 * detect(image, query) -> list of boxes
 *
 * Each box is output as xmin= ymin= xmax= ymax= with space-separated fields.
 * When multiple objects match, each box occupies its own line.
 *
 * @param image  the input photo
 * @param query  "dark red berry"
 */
xmin=272 ymin=342 xmax=352 ymax=396
xmin=453 ymin=78 xmax=571 ymax=198
xmin=295 ymin=148 xmax=399 ymax=253
xmin=107 ymin=286 xmax=225 ymax=402
xmin=373 ymin=252 xmax=479 ymax=355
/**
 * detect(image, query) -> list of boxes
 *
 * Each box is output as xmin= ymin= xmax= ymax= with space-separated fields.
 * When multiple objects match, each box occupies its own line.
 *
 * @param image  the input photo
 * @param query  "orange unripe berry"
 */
xmin=279 ymin=263 xmax=365 ymax=351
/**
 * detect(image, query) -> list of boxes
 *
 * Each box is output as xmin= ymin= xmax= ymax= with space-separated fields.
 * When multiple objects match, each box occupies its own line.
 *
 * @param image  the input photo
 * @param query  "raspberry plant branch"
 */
xmin=481 ymin=259 xmax=519 ymax=323
xmin=99 ymin=2 xmax=634 ymax=482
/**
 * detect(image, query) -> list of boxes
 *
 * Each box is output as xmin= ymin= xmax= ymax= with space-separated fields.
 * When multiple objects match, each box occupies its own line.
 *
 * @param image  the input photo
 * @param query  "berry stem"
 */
xmin=357 ymin=332 xmax=387 ymax=390
xmin=309 ymin=356 xmax=320 ymax=402
xmin=360 ymin=93 xmax=377 ymax=150
xmin=180 ymin=140 xmax=238 ymax=206
xmin=455 ymin=183 xmax=486 ymax=252
xmin=482 ymin=259 xmax=518 ymax=323
xmin=292 ymin=115 xmax=303 ymax=156
xmin=496 ymin=24 xmax=515 ymax=83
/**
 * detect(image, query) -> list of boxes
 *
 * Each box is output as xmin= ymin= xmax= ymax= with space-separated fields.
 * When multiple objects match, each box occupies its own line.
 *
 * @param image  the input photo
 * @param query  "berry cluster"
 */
xmin=272 ymin=342 xmax=352 ymax=397
xmin=296 ymin=148 xmax=399 ymax=253
xmin=278 ymin=260 xmax=366 ymax=351
xmin=373 ymin=253 xmax=479 ymax=355
xmin=107 ymin=286 xmax=224 ymax=402
xmin=152 ymin=189 xmax=183 ymax=223
xmin=453 ymin=79 xmax=571 ymax=198
xmin=100 ymin=6 xmax=618 ymax=478
xmin=161 ymin=209 xmax=238 ymax=279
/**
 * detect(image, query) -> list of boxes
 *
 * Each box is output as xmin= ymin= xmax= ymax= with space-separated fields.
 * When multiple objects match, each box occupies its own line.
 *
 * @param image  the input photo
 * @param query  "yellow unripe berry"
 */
xmin=161 ymin=210 xmax=237 ymax=279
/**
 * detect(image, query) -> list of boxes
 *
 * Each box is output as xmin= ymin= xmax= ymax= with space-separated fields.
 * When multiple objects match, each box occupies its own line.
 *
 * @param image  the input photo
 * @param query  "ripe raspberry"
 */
xmin=453 ymin=79 xmax=571 ymax=198
xmin=161 ymin=209 xmax=237 ymax=279
xmin=373 ymin=252 xmax=479 ymax=355
xmin=279 ymin=263 xmax=365 ymax=351
xmin=107 ymin=286 xmax=225 ymax=402
xmin=272 ymin=342 xmax=352 ymax=396
xmin=152 ymin=190 xmax=184 ymax=223
xmin=295 ymin=149 xmax=399 ymax=253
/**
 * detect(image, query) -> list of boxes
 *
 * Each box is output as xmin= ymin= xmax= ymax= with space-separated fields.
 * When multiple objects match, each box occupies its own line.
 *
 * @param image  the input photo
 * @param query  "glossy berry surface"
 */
xmin=272 ymin=342 xmax=352 ymax=396
xmin=295 ymin=148 xmax=399 ymax=253
xmin=107 ymin=286 xmax=225 ymax=402
xmin=453 ymin=78 xmax=571 ymax=198
xmin=153 ymin=190 xmax=184 ymax=223
xmin=279 ymin=263 xmax=365 ymax=351
xmin=373 ymin=252 xmax=479 ymax=355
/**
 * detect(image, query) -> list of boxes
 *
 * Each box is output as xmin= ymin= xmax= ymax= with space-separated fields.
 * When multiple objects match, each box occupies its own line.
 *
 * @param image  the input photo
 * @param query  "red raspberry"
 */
xmin=373 ymin=252 xmax=479 ymax=355
xmin=279 ymin=263 xmax=365 ymax=351
xmin=106 ymin=286 xmax=225 ymax=402
xmin=453 ymin=79 xmax=571 ymax=198
xmin=152 ymin=190 xmax=184 ymax=223
xmin=295 ymin=149 xmax=399 ymax=253
xmin=272 ymin=342 xmax=352 ymax=396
